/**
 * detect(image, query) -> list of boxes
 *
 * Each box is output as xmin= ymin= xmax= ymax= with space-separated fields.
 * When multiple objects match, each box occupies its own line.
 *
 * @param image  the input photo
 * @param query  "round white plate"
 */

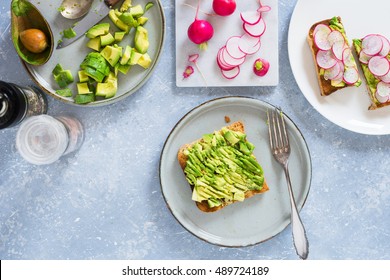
xmin=288 ymin=0 xmax=390 ymax=135
xmin=159 ymin=96 xmax=311 ymax=247
xmin=24 ymin=0 xmax=165 ymax=106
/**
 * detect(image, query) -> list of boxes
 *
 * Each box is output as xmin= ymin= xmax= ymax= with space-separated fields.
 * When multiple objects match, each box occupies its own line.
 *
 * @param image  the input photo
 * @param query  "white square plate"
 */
xmin=175 ymin=0 xmax=278 ymax=87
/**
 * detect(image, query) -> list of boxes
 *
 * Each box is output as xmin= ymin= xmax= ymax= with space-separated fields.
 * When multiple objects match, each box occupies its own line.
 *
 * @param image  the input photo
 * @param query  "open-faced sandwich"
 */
xmin=307 ymin=16 xmax=361 ymax=96
xmin=352 ymin=34 xmax=390 ymax=110
xmin=177 ymin=121 xmax=269 ymax=213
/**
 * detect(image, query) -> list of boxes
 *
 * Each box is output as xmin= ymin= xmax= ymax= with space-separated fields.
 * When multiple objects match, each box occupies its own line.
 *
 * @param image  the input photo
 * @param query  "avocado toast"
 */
xmin=177 ymin=121 xmax=269 ymax=213
xmin=307 ymin=16 xmax=361 ymax=96
xmin=352 ymin=34 xmax=390 ymax=110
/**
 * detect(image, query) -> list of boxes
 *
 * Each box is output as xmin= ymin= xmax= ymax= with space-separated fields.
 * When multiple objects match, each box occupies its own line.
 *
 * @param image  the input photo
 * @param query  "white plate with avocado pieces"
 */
xmin=159 ymin=96 xmax=311 ymax=247
xmin=21 ymin=0 xmax=165 ymax=106
xmin=289 ymin=0 xmax=390 ymax=135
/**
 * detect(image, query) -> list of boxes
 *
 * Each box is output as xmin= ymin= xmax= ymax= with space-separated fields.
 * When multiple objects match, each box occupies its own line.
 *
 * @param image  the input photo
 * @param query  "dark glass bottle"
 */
xmin=0 ymin=81 xmax=47 ymax=129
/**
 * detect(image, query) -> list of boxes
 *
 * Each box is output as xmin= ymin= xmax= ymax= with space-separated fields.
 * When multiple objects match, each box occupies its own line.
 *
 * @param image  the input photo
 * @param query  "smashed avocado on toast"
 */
xmin=307 ymin=16 xmax=361 ymax=96
xmin=177 ymin=121 xmax=269 ymax=213
xmin=352 ymin=35 xmax=390 ymax=110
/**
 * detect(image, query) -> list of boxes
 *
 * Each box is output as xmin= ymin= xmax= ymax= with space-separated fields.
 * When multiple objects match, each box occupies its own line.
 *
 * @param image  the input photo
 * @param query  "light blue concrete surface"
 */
xmin=1 ymin=0 xmax=390 ymax=260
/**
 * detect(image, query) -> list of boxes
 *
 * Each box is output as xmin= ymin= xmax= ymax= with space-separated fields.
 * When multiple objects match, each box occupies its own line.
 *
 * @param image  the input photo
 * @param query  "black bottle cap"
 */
xmin=0 ymin=81 xmax=27 ymax=129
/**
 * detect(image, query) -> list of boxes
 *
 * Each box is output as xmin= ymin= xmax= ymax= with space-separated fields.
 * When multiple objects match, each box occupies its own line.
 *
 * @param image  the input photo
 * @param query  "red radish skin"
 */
xmin=187 ymin=0 xmax=214 ymax=49
xmin=253 ymin=58 xmax=269 ymax=76
xmin=213 ymin=0 xmax=236 ymax=16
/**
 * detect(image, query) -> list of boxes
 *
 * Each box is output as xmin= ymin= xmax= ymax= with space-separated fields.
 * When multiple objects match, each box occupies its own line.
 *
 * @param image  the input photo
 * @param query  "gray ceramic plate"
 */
xmin=159 ymin=96 xmax=311 ymax=247
xmin=23 ymin=0 xmax=165 ymax=106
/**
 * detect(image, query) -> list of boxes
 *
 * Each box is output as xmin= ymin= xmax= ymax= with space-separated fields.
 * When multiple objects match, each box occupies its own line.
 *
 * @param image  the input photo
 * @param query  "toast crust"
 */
xmin=307 ymin=17 xmax=356 ymax=96
xmin=177 ymin=121 xmax=269 ymax=213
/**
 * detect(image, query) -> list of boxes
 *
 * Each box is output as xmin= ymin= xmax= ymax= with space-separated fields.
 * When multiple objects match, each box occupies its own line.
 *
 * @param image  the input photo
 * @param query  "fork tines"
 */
xmin=267 ymin=108 xmax=290 ymax=154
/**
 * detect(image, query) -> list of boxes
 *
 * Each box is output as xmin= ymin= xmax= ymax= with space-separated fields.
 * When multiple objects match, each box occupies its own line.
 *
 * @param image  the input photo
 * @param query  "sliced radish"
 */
xmin=332 ymin=41 xmax=346 ymax=61
xmin=378 ymin=71 xmax=390 ymax=83
xmin=314 ymin=27 xmax=332 ymax=51
xmin=258 ymin=5 xmax=271 ymax=13
xmin=188 ymin=54 xmax=199 ymax=63
xmin=342 ymin=48 xmax=355 ymax=67
xmin=316 ymin=49 xmax=337 ymax=69
xmin=378 ymin=35 xmax=390 ymax=57
xmin=362 ymin=35 xmax=383 ymax=56
xmin=324 ymin=61 xmax=342 ymax=80
xmin=359 ymin=51 xmax=373 ymax=64
xmin=327 ymin=30 xmax=344 ymax=45
xmin=226 ymin=36 xmax=246 ymax=59
xmin=375 ymin=81 xmax=390 ymax=103
xmin=343 ymin=67 xmax=359 ymax=84
xmin=217 ymin=48 xmax=235 ymax=70
xmin=368 ymin=56 xmax=390 ymax=76
xmin=221 ymin=66 xmax=240 ymax=79
xmin=243 ymin=18 xmax=266 ymax=37
xmin=238 ymin=34 xmax=261 ymax=55
xmin=221 ymin=47 xmax=246 ymax=66
xmin=313 ymin=24 xmax=331 ymax=36
xmin=332 ymin=68 xmax=344 ymax=84
xmin=240 ymin=11 xmax=261 ymax=25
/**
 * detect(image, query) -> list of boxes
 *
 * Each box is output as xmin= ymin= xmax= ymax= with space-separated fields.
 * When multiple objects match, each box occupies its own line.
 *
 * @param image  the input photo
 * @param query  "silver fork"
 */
xmin=267 ymin=108 xmax=309 ymax=260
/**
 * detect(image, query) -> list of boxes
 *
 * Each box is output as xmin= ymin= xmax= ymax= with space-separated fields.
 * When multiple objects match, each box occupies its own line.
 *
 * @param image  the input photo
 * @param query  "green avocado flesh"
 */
xmin=183 ymin=127 xmax=264 ymax=208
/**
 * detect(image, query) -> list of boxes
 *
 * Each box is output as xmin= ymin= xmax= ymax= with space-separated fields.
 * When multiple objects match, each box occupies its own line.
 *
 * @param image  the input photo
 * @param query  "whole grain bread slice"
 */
xmin=177 ymin=121 xmax=269 ymax=213
xmin=307 ymin=17 xmax=358 ymax=96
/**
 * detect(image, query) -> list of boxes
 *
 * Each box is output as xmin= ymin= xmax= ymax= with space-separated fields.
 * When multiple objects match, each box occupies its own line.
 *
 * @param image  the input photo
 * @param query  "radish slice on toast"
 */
xmin=342 ymin=48 xmax=355 ymax=67
xmin=362 ymin=35 xmax=383 ymax=56
xmin=324 ymin=61 xmax=342 ymax=80
xmin=359 ymin=51 xmax=373 ymax=64
xmin=316 ymin=49 xmax=337 ymax=69
xmin=327 ymin=30 xmax=344 ymax=45
xmin=368 ymin=56 xmax=390 ymax=76
xmin=343 ymin=67 xmax=359 ymax=84
xmin=332 ymin=41 xmax=347 ymax=61
xmin=376 ymin=81 xmax=390 ymax=103
xmin=378 ymin=35 xmax=390 ymax=57
xmin=379 ymin=71 xmax=390 ymax=83
xmin=314 ymin=27 xmax=332 ymax=51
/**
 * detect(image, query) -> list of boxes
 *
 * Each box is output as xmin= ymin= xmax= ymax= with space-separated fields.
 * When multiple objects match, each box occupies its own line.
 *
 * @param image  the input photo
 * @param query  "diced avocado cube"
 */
xmin=96 ymin=81 xmax=117 ymax=98
xmin=54 ymin=70 xmax=74 ymax=88
xmin=86 ymin=23 xmax=110 ymax=38
xmin=119 ymin=12 xmax=138 ymax=27
xmin=63 ymin=27 xmax=76 ymax=39
xmin=77 ymin=82 xmax=91 ymax=95
xmin=75 ymin=93 xmax=95 ymax=104
xmin=100 ymin=33 xmax=115 ymax=46
xmin=83 ymin=66 xmax=106 ymax=82
xmin=78 ymin=70 xmax=89 ymax=82
xmin=120 ymin=0 xmax=132 ymax=12
xmin=130 ymin=4 xmax=144 ymax=18
xmin=120 ymin=45 xmax=132 ymax=65
xmin=109 ymin=10 xmax=131 ymax=33
xmin=52 ymin=63 xmax=64 ymax=76
xmin=86 ymin=37 xmax=101 ymax=51
xmin=137 ymin=16 xmax=148 ymax=26
xmin=134 ymin=26 xmax=149 ymax=54
xmin=117 ymin=63 xmax=132 ymax=74
xmin=100 ymin=45 xmax=122 ymax=67
xmin=129 ymin=49 xmax=142 ymax=65
xmin=137 ymin=53 xmax=152 ymax=69
xmin=55 ymin=88 xmax=73 ymax=97
xmin=114 ymin=31 xmax=126 ymax=42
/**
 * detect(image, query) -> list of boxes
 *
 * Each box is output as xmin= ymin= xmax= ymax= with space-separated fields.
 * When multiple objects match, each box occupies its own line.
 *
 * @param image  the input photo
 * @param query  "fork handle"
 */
xmin=283 ymin=164 xmax=309 ymax=260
